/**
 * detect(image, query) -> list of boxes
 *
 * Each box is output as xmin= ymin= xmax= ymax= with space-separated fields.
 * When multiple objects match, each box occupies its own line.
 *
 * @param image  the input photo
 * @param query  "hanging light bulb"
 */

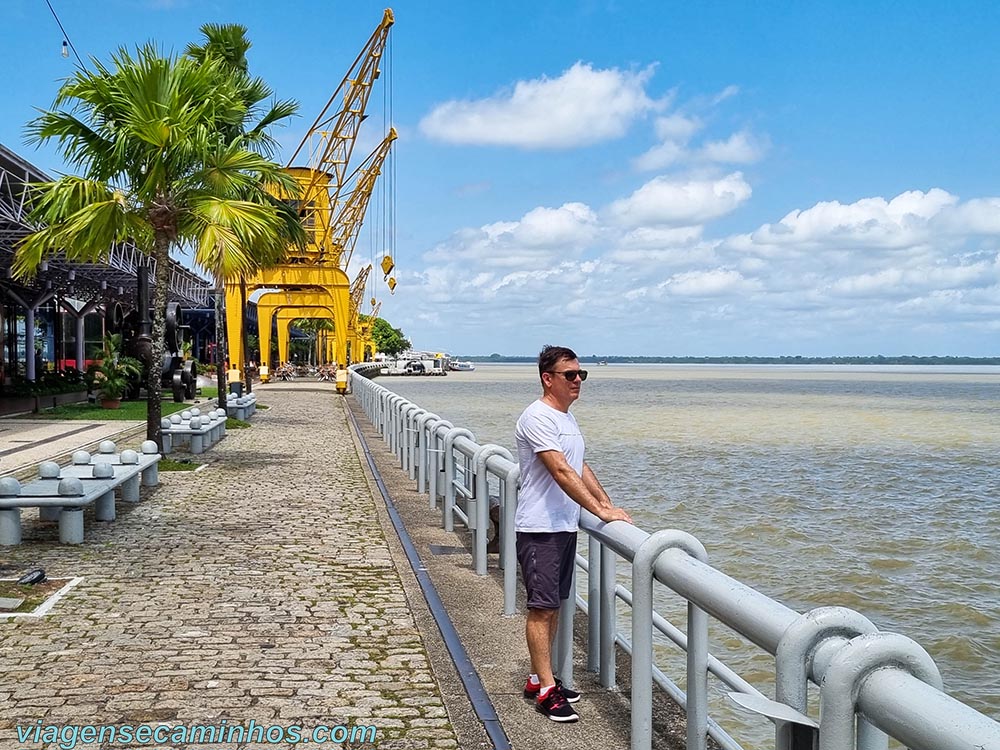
xmin=61 ymin=40 xmax=69 ymax=58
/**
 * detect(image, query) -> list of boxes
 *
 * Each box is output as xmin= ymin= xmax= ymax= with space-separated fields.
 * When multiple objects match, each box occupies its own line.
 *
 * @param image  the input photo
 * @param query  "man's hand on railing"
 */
xmin=597 ymin=505 xmax=632 ymax=524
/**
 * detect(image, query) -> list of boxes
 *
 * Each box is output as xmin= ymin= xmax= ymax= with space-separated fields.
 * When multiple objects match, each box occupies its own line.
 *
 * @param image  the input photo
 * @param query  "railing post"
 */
xmin=415 ymin=412 xmax=438 ymax=494
xmin=442 ymin=427 xmax=474 ymax=532
xmin=473 ymin=446 xmax=514 ymax=575
xmin=775 ymin=607 xmax=877 ymax=750
xmin=818 ymin=633 xmax=942 ymax=750
xmin=404 ymin=406 xmax=424 ymax=478
xmin=553 ymin=565 xmax=575 ymax=689
xmin=587 ymin=535 xmax=601 ymax=672
xmin=599 ymin=542 xmax=616 ymax=688
xmin=426 ymin=420 xmax=452 ymax=511
xmin=502 ymin=464 xmax=519 ymax=616
xmin=395 ymin=399 xmax=411 ymax=467
xmin=631 ymin=530 xmax=708 ymax=750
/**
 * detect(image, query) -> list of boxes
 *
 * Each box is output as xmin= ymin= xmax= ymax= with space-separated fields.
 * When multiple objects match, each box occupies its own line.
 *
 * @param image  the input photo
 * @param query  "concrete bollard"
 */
xmin=37 ymin=462 xmax=63 ymax=521
xmin=38 ymin=461 xmax=61 ymax=479
xmin=120 ymin=450 xmax=141 ymax=502
xmin=0 ymin=477 xmax=22 ymax=545
xmin=93 ymin=463 xmax=116 ymax=521
xmin=57 ymin=477 xmax=85 ymax=545
xmin=189 ymin=416 xmax=204 ymax=454
xmin=160 ymin=418 xmax=174 ymax=454
xmin=169 ymin=413 xmax=190 ymax=451
xmin=141 ymin=441 xmax=160 ymax=486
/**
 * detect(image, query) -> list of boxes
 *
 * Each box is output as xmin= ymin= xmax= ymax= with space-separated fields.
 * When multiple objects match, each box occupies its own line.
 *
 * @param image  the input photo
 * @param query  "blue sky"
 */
xmin=2 ymin=0 xmax=999 ymax=356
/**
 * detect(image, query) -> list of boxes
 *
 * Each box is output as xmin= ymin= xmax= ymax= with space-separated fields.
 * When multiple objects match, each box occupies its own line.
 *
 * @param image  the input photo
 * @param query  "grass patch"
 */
xmin=256 ymin=403 xmax=269 ymax=410
xmin=159 ymin=458 xmax=201 ymax=471
xmin=0 ymin=579 xmax=69 ymax=614
xmin=226 ymin=417 xmax=251 ymax=429
xmin=22 ymin=391 xmax=229 ymax=421
xmin=25 ymin=399 xmax=190 ymax=420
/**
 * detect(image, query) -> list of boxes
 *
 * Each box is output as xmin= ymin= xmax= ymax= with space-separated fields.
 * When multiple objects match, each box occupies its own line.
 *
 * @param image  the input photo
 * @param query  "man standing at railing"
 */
xmin=515 ymin=344 xmax=633 ymax=723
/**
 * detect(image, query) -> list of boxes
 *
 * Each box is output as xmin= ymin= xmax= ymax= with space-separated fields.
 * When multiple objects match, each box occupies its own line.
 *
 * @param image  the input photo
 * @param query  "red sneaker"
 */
xmin=535 ymin=685 xmax=579 ymax=723
xmin=524 ymin=677 xmax=580 ymax=704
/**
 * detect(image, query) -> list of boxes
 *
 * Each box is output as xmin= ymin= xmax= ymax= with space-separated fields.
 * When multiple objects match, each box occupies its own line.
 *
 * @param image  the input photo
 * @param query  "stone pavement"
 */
xmin=0 ymin=417 xmax=146 ymax=481
xmin=0 ymin=384 xmax=480 ymax=749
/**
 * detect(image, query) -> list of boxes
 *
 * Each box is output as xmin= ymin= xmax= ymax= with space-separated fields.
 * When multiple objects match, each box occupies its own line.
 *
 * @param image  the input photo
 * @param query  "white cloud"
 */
xmin=829 ymin=256 xmax=1000 ymax=298
xmin=654 ymin=114 xmax=702 ymax=142
xmin=607 ymin=173 xmax=752 ymax=228
xmin=938 ymin=198 xmax=1000 ymax=235
xmin=394 ymin=177 xmax=1000 ymax=356
xmin=423 ymin=202 xmax=598 ymax=269
xmin=752 ymin=189 xmax=958 ymax=249
xmin=513 ymin=203 xmax=599 ymax=246
xmin=419 ymin=62 xmax=659 ymax=148
xmin=608 ymin=226 xmax=713 ymax=265
xmin=711 ymin=85 xmax=740 ymax=105
xmin=698 ymin=131 xmax=766 ymax=164
xmin=658 ymin=268 xmax=760 ymax=297
xmin=633 ymin=140 xmax=688 ymax=171
xmin=633 ymin=88 xmax=766 ymax=171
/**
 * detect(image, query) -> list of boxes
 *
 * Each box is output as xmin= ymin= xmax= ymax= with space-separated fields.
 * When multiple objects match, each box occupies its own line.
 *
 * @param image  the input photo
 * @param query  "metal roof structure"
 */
xmin=0 ymin=142 xmax=214 ymax=309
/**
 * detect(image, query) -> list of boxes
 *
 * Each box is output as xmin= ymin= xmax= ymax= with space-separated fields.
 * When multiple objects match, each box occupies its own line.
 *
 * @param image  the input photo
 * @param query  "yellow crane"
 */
xmin=286 ymin=8 xmax=394 ymax=249
xmin=225 ymin=9 xmax=395 ymax=380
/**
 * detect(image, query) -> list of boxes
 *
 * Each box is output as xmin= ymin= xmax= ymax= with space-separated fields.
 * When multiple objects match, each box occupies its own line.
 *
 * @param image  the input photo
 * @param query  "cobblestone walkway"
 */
xmin=0 ymin=386 xmax=459 ymax=749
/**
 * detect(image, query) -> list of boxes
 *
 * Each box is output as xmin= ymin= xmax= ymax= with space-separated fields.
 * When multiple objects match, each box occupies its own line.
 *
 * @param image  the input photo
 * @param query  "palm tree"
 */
xmin=14 ymin=43 xmax=302 ymax=448
xmin=185 ymin=23 xmax=305 ymax=405
xmin=291 ymin=317 xmax=336 ymax=365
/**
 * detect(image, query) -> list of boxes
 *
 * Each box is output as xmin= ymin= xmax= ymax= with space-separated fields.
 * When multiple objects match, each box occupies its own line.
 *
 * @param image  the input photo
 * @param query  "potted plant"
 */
xmin=92 ymin=334 xmax=143 ymax=409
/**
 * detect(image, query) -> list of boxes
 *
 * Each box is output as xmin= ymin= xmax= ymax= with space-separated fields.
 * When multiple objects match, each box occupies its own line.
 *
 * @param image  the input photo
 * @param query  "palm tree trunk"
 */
xmin=240 ymin=276 xmax=251 ymax=394
xmin=147 ymin=236 xmax=170 ymax=450
xmin=215 ymin=279 xmax=227 ymax=408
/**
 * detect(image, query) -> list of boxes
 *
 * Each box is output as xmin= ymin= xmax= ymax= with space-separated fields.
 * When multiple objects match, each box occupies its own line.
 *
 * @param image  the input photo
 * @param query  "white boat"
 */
xmin=449 ymin=360 xmax=476 ymax=372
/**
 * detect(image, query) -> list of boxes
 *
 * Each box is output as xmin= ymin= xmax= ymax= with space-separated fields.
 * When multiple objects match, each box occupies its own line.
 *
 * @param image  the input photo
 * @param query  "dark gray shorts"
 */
xmin=516 ymin=531 xmax=577 ymax=610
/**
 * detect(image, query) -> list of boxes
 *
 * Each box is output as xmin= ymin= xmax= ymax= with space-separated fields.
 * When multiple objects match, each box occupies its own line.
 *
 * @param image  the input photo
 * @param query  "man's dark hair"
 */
xmin=538 ymin=345 xmax=578 ymax=378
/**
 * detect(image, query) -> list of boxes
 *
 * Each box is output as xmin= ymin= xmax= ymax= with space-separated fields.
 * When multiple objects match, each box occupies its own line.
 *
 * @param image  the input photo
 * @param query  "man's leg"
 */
xmin=526 ymin=607 xmax=558 ymax=687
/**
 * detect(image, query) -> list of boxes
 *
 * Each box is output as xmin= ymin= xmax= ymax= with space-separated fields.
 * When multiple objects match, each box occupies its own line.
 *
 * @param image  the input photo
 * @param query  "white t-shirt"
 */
xmin=514 ymin=399 xmax=585 ymax=533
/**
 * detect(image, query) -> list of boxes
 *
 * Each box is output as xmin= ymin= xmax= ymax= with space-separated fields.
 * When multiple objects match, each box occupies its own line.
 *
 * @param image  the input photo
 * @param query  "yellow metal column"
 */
xmin=223 ymin=283 xmax=244 ymax=379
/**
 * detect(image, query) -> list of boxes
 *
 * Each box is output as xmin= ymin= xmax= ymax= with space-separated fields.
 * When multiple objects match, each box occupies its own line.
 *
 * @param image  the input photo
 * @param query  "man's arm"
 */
xmin=582 ymin=462 xmax=612 ymax=509
xmin=538 ymin=451 xmax=632 ymax=524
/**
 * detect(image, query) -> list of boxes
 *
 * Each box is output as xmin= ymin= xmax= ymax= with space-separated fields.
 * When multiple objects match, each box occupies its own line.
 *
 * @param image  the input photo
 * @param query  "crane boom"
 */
xmin=350 ymin=264 xmax=372 ymax=316
xmin=325 ymin=127 xmax=396 ymax=268
xmin=287 ymin=8 xmax=393 ymax=219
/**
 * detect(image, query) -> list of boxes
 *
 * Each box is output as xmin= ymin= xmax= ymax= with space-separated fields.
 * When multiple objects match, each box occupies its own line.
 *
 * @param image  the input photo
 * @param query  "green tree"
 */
xmin=15 ymin=42 xmax=302 ymax=448
xmin=184 ymin=23 xmax=305 ymax=404
xmin=291 ymin=317 xmax=335 ymax=365
xmin=371 ymin=317 xmax=411 ymax=357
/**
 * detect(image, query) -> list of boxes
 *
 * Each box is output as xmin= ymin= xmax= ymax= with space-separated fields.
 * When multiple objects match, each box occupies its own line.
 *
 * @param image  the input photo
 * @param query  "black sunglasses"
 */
xmin=546 ymin=369 xmax=588 ymax=382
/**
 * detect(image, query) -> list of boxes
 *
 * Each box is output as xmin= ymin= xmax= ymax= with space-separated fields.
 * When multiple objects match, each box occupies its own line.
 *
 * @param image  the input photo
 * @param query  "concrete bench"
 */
xmin=0 ymin=440 xmax=161 ymax=545
xmin=160 ymin=408 xmax=227 ymax=455
xmin=67 ymin=440 xmax=162 ymax=501
xmin=226 ymin=392 xmax=257 ymax=420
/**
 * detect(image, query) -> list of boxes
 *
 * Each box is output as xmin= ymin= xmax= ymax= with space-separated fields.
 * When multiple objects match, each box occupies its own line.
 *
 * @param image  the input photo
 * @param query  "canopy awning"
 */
xmin=0 ymin=142 xmax=213 ymax=309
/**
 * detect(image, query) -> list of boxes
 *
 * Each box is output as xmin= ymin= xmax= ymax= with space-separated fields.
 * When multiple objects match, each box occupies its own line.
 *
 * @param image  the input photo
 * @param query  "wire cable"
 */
xmin=44 ymin=0 xmax=85 ymax=67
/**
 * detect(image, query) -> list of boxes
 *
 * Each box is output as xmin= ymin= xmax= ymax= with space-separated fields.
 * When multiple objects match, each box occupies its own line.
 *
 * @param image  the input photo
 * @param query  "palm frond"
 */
xmin=186 ymin=196 xmax=294 ymax=279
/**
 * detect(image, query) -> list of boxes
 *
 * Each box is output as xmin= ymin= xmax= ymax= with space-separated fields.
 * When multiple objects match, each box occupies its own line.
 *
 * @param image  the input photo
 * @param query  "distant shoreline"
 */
xmin=455 ymin=355 xmax=1000 ymax=366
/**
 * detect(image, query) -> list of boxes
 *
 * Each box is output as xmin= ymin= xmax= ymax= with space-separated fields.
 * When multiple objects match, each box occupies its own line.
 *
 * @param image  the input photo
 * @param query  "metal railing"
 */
xmin=349 ymin=364 xmax=1000 ymax=750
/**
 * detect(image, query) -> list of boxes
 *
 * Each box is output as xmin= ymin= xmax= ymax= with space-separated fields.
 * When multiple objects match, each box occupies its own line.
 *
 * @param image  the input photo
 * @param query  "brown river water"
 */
xmin=376 ymin=363 xmax=1000 ymax=746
